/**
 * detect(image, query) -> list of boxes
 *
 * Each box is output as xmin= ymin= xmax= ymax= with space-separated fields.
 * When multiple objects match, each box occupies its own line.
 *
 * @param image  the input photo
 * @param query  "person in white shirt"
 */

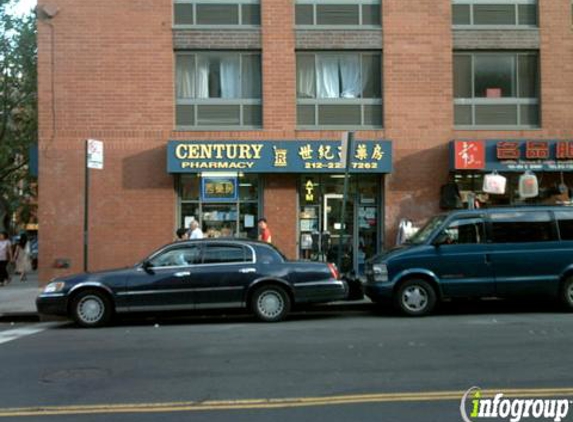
xmin=189 ymin=220 xmax=204 ymax=240
xmin=0 ymin=231 xmax=13 ymax=286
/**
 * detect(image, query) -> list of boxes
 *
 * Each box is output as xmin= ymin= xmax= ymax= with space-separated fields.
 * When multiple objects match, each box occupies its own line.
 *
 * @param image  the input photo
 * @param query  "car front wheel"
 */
xmin=251 ymin=285 xmax=291 ymax=322
xmin=395 ymin=279 xmax=437 ymax=316
xmin=70 ymin=290 xmax=113 ymax=328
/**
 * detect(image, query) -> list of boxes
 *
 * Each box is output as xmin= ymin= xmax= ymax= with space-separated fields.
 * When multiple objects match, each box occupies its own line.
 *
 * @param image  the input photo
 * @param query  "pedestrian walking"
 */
xmin=13 ymin=233 xmax=32 ymax=282
xmin=258 ymin=218 xmax=272 ymax=243
xmin=0 ymin=231 xmax=13 ymax=286
xmin=189 ymin=220 xmax=204 ymax=239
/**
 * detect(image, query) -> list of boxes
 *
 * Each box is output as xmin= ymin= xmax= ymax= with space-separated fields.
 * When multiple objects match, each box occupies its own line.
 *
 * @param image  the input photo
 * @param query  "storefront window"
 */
xmin=298 ymin=174 xmax=382 ymax=274
xmin=178 ymin=174 xmax=260 ymax=238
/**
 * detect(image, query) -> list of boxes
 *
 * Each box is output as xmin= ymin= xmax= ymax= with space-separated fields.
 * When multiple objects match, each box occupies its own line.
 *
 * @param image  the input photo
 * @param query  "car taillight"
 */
xmin=327 ymin=263 xmax=340 ymax=280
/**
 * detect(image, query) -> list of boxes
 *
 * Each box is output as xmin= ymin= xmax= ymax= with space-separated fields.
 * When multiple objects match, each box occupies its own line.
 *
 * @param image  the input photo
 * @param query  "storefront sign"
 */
xmin=451 ymin=140 xmax=573 ymax=172
xmin=167 ymin=140 xmax=393 ymax=174
xmin=201 ymin=177 xmax=238 ymax=202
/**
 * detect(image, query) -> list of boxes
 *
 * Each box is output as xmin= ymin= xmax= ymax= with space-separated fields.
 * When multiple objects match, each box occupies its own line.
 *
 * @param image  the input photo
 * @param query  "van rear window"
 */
xmin=489 ymin=211 xmax=556 ymax=243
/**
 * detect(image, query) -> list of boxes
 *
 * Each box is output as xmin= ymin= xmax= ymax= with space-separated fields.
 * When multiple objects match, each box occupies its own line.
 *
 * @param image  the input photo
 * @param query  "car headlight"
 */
xmin=43 ymin=281 xmax=66 ymax=294
xmin=372 ymin=264 xmax=389 ymax=282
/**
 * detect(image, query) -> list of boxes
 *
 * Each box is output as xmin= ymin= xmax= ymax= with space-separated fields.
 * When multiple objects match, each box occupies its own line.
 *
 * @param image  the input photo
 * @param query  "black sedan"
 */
xmin=37 ymin=239 xmax=348 ymax=327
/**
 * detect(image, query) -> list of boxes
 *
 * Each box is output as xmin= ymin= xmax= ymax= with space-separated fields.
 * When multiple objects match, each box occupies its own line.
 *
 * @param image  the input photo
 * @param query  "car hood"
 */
xmin=368 ymin=243 xmax=430 ymax=264
xmin=54 ymin=267 xmax=136 ymax=285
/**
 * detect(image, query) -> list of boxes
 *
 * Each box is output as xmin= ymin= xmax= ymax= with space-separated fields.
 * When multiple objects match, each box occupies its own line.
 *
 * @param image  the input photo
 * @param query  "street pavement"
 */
xmin=0 ymin=272 xmax=40 ymax=319
xmin=1 ymin=303 xmax=573 ymax=422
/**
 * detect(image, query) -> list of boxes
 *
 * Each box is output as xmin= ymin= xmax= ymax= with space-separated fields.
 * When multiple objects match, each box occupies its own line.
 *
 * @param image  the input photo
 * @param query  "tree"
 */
xmin=0 ymin=1 xmax=37 ymax=232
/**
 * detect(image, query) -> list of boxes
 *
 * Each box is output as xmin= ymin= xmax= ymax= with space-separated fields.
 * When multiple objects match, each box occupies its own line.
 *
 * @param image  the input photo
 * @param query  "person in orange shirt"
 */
xmin=257 ymin=218 xmax=272 ymax=243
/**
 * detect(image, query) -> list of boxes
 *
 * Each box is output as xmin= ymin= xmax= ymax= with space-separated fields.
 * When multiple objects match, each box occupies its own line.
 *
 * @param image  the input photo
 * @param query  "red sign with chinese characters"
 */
xmin=454 ymin=141 xmax=485 ymax=170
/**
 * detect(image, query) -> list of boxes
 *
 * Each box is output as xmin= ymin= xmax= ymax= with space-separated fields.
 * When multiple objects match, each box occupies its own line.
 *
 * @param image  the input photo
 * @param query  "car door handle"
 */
xmin=174 ymin=271 xmax=191 ymax=277
xmin=485 ymin=254 xmax=491 ymax=265
xmin=239 ymin=268 xmax=256 ymax=274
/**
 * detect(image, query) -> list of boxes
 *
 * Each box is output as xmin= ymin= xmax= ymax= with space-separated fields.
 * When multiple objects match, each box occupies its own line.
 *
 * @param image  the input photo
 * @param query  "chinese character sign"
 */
xmin=454 ymin=141 xmax=485 ymax=170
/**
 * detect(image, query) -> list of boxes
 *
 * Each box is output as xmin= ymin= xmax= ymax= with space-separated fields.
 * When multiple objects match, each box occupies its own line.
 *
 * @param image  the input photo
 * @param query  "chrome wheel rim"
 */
xmin=402 ymin=286 xmax=428 ymax=312
xmin=257 ymin=291 xmax=284 ymax=319
xmin=77 ymin=295 xmax=105 ymax=324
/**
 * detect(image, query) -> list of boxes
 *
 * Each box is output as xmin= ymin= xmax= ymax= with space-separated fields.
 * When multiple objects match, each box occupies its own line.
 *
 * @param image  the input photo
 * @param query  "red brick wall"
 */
xmin=263 ymin=175 xmax=298 ymax=258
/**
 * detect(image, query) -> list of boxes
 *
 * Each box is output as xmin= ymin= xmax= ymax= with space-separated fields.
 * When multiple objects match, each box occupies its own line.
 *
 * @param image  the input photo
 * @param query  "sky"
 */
xmin=7 ymin=0 xmax=37 ymax=16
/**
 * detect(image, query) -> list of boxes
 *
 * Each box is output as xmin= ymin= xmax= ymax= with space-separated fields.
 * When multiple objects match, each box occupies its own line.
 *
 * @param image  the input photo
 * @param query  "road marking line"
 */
xmin=1 ymin=387 xmax=573 ymax=417
xmin=0 ymin=323 xmax=60 ymax=345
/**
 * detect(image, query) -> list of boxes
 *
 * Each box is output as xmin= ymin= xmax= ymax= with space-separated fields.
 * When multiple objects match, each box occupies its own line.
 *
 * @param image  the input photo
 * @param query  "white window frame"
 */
xmin=296 ymin=52 xmax=383 ymax=129
xmin=175 ymin=52 xmax=262 ymax=130
xmin=452 ymin=0 xmax=538 ymax=29
xmin=295 ymin=0 xmax=382 ymax=29
xmin=454 ymin=51 xmax=540 ymax=129
xmin=173 ymin=0 xmax=260 ymax=28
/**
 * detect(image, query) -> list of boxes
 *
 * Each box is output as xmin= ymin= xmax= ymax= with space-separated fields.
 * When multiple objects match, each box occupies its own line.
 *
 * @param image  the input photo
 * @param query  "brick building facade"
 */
xmin=37 ymin=0 xmax=573 ymax=283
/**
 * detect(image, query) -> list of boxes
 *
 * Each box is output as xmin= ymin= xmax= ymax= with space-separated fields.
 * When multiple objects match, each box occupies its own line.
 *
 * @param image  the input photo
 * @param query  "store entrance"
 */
xmin=299 ymin=175 xmax=382 ymax=275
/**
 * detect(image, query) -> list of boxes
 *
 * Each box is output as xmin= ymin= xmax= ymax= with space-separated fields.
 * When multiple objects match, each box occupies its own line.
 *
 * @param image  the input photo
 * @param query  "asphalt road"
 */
xmin=1 ymin=303 xmax=573 ymax=422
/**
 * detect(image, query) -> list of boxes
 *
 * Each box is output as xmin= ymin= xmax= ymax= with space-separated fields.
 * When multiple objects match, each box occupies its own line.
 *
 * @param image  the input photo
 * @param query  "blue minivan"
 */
xmin=365 ymin=206 xmax=573 ymax=316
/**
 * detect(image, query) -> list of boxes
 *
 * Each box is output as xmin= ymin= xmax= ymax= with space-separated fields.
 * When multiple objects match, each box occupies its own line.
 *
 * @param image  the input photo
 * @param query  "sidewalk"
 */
xmin=0 ymin=272 xmax=41 ymax=321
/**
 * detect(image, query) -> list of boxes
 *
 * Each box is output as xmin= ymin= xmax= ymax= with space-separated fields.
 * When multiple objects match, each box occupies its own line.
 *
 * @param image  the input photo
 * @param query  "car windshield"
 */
xmin=407 ymin=215 xmax=447 ymax=245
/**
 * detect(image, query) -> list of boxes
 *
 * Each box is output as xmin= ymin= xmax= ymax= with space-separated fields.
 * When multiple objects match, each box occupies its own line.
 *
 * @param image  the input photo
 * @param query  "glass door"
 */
xmin=202 ymin=203 xmax=238 ymax=238
xmin=324 ymin=194 xmax=355 ymax=273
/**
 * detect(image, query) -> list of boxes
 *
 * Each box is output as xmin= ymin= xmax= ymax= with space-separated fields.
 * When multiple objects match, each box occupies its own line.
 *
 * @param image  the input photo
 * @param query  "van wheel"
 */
xmin=395 ymin=279 xmax=436 ymax=316
xmin=561 ymin=277 xmax=573 ymax=310
xmin=251 ymin=285 xmax=291 ymax=322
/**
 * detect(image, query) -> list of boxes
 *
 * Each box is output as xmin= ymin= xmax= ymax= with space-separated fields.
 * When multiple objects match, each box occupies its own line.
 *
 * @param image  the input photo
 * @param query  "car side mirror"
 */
xmin=142 ymin=260 xmax=154 ymax=274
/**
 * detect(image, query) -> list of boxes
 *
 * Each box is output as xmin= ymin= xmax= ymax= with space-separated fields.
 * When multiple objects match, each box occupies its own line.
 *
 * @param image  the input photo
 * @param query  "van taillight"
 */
xmin=327 ymin=263 xmax=340 ymax=280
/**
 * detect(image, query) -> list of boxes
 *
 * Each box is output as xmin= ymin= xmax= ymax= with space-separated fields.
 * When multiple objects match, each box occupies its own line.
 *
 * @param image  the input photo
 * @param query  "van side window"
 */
xmin=490 ymin=211 xmax=556 ymax=243
xmin=555 ymin=211 xmax=573 ymax=240
xmin=442 ymin=218 xmax=485 ymax=244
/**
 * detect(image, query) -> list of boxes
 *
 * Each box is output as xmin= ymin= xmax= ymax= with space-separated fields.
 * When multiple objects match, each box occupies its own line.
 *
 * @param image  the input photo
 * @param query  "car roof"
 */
xmin=449 ymin=205 xmax=573 ymax=216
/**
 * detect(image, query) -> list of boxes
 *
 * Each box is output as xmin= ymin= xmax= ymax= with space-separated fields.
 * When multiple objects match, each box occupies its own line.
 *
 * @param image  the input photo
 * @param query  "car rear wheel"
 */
xmin=70 ymin=290 xmax=113 ymax=328
xmin=251 ymin=285 xmax=291 ymax=322
xmin=395 ymin=279 xmax=436 ymax=316
xmin=561 ymin=277 xmax=573 ymax=310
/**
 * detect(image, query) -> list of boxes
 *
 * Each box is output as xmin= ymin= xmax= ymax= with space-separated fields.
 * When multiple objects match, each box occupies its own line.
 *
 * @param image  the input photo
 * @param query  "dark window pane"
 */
xmin=174 ymin=4 xmax=194 ymax=25
xmin=474 ymin=55 xmax=515 ymax=98
xmin=454 ymin=55 xmax=472 ymax=98
xmin=520 ymin=104 xmax=539 ymax=126
xmin=243 ymin=105 xmax=262 ymax=126
xmin=317 ymin=5 xmax=359 ymax=25
xmin=363 ymin=105 xmax=383 ymax=126
xmin=297 ymin=105 xmax=316 ymax=126
xmin=203 ymin=245 xmax=249 ymax=264
xmin=518 ymin=4 xmax=538 ymax=26
xmin=475 ymin=104 xmax=517 ymax=125
xmin=180 ymin=175 xmax=200 ymax=201
xmin=297 ymin=55 xmax=316 ymax=98
xmin=454 ymin=104 xmax=473 ymax=125
xmin=473 ymin=5 xmax=516 ymax=25
xmin=318 ymin=105 xmax=361 ymax=125
xmin=362 ymin=4 xmax=381 ymax=26
xmin=196 ymin=4 xmax=239 ymax=25
xmin=197 ymin=105 xmax=241 ymax=126
xmin=556 ymin=211 xmax=573 ymax=240
xmin=442 ymin=218 xmax=485 ymax=244
xmin=295 ymin=4 xmax=314 ymax=25
xmin=362 ymin=54 xmax=382 ymax=98
xmin=176 ymin=105 xmax=195 ymax=126
xmin=238 ymin=174 xmax=259 ymax=201
xmin=518 ymin=54 xmax=538 ymax=98
xmin=241 ymin=4 xmax=260 ymax=25
xmin=490 ymin=212 xmax=556 ymax=243
xmin=452 ymin=4 xmax=471 ymax=25
xmin=242 ymin=54 xmax=261 ymax=98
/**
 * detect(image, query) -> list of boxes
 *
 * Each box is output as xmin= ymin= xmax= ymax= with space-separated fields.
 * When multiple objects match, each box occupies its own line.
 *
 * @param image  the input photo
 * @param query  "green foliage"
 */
xmin=0 ymin=2 xmax=37 ymax=230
